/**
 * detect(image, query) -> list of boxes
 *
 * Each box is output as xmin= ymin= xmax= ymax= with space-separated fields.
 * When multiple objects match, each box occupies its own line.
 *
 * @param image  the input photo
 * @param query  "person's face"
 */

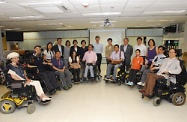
xmin=88 ymin=45 xmax=93 ymax=51
xmin=48 ymin=44 xmax=52 ymax=49
xmin=11 ymin=57 xmax=19 ymax=63
xmin=55 ymin=52 xmax=61 ymax=58
xmin=67 ymin=42 xmax=70 ymax=46
xmin=158 ymin=47 xmax=164 ymax=54
xmin=72 ymin=52 xmax=76 ymax=57
xmin=123 ymin=39 xmax=128 ymax=45
xmin=137 ymin=39 xmax=142 ymax=45
xmin=34 ymin=47 xmax=41 ymax=54
xmin=169 ymin=49 xmax=176 ymax=58
xmin=74 ymin=41 xmax=78 ymax=46
xmin=96 ymin=37 xmax=100 ymax=43
xmin=149 ymin=40 xmax=154 ymax=46
xmin=114 ymin=46 xmax=119 ymax=52
xmin=135 ymin=51 xmax=140 ymax=56
xmin=57 ymin=39 xmax=62 ymax=45
xmin=108 ymin=40 xmax=112 ymax=45
xmin=82 ymin=42 xmax=86 ymax=46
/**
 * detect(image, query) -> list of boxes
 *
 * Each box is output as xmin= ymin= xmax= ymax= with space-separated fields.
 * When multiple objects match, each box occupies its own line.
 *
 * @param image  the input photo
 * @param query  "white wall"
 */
xmin=0 ymin=29 xmax=3 ymax=60
xmin=89 ymin=28 xmax=126 ymax=56
xmin=10 ymin=30 xmax=89 ymax=50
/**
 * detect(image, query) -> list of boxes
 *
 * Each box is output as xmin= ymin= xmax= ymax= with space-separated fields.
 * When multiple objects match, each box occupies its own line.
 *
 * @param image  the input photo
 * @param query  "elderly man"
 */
xmin=82 ymin=44 xmax=97 ymax=80
xmin=104 ymin=44 xmax=124 ymax=82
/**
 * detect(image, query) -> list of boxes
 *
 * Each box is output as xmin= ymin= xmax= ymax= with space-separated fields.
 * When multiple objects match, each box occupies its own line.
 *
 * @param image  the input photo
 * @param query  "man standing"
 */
xmin=120 ymin=38 xmax=133 ymax=71
xmin=93 ymin=36 xmax=103 ymax=74
xmin=52 ymin=38 xmax=64 ymax=57
xmin=134 ymin=37 xmax=147 ymax=57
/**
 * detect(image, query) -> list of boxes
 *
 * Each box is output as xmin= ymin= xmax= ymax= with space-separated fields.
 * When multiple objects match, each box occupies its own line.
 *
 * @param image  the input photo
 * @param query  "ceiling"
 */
xmin=0 ymin=0 xmax=187 ymax=31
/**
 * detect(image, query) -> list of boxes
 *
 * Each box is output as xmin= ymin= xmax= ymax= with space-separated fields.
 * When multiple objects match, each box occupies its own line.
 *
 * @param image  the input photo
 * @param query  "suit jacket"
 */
xmin=120 ymin=44 xmax=133 ymax=63
xmin=52 ymin=45 xmax=64 ymax=56
xmin=157 ymin=57 xmax=181 ymax=83
xmin=70 ymin=46 xmax=81 ymax=56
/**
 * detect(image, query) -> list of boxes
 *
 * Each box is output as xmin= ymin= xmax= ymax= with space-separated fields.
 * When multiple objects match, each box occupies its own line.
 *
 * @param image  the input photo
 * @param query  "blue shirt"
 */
xmin=51 ymin=58 xmax=64 ymax=70
xmin=93 ymin=43 xmax=103 ymax=54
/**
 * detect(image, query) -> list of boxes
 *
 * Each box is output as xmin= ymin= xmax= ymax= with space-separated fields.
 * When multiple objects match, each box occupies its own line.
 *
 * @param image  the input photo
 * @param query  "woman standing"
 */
xmin=79 ymin=40 xmax=88 ymax=62
xmin=146 ymin=39 xmax=158 ymax=66
xmin=63 ymin=40 xmax=71 ymax=69
xmin=69 ymin=51 xmax=80 ymax=83
xmin=105 ymin=38 xmax=114 ymax=64
xmin=43 ymin=42 xmax=54 ymax=62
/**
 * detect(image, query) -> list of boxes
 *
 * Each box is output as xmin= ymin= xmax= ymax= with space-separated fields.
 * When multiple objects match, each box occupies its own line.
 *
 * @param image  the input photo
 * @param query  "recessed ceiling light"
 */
xmin=83 ymin=12 xmax=121 ymax=16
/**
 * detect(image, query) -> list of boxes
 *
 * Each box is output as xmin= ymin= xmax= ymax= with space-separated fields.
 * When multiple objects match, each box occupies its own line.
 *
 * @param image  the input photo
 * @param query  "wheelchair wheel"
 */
xmin=153 ymin=97 xmax=161 ymax=106
xmin=27 ymin=103 xmax=36 ymax=114
xmin=172 ymin=92 xmax=186 ymax=106
xmin=0 ymin=100 xmax=16 ymax=114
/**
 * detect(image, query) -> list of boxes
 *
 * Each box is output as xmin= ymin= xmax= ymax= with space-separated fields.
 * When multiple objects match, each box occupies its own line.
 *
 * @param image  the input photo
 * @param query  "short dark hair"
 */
xmin=107 ymin=38 xmax=112 ymax=42
xmin=81 ymin=40 xmax=86 ymax=44
xmin=65 ymin=40 xmax=70 ymax=46
xmin=88 ymin=44 xmax=94 ymax=48
xmin=169 ymin=48 xmax=177 ymax=53
xmin=95 ymin=36 xmax=100 ymax=39
xmin=158 ymin=45 xmax=165 ymax=51
xmin=135 ymin=49 xmax=141 ymax=52
xmin=55 ymin=51 xmax=61 ymax=54
xmin=114 ymin=44 xmax=119 ymax=48
xmin=73 ymin=40 xmax=78 ymax=44
xmin=34 ymin=45 xmax=41 ymax=49
xmin=137 ymin=37 xmax=142 ymax=41
xmin=57 ymin=38 xmax=62 ymax=41
xmin=123 ymin=38 xmax=129 ymax=41
xmin=148 ymin=39 xmax=155 ymax=46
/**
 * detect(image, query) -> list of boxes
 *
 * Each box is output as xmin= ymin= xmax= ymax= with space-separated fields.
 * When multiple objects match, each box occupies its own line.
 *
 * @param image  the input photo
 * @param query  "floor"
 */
xmin=0 ymin=64 xmax=187 ymax=122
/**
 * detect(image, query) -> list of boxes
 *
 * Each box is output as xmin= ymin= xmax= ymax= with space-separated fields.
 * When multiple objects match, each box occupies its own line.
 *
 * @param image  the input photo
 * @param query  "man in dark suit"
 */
xmin=120 ymin=38 xmax=133 ymax=71
xmin=52 ymin=38 xmax=64 ymax=57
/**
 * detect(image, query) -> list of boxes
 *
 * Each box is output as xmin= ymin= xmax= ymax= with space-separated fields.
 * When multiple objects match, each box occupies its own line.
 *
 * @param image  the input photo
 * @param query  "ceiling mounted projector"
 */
xmin=104 ymin=19 xmax=111 ymax=26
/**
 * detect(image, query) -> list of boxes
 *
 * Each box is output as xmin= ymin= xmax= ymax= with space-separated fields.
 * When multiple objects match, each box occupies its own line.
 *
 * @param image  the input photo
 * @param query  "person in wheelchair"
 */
xmin=82 ymin=44 xmax=97 ymax=80
xmin=139 ymin=48 xmax=182 ymax=97
xmin=27 ymin=45 xmax=59 ymax=95
xmin=52 ymin=51 xmax=72 ymax=90
xmin=137 ymin=46 xmax=166 ymax=86
xmin=6 ymin=52 xmax=51 ymax=102
xmin=126 ymin=49 xmax=143 ymax=86
xmin=69 ymin=51 xmax=81 ymax=83
xmin=104 ymin=44 xmax=124 ymax=82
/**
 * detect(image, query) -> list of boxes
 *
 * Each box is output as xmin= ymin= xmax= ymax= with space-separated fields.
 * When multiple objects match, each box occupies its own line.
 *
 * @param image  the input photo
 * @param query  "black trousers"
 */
xmin=128 ymin=69 xmax=139 ymax=83
xmin=96 ymin=53 xmax=102 ymax=72
xmin=123 ymin=60 xmax=131 ymax=71
xmin=39 ymin=71 xmax=59 ymax=91
xmin=71 ymin=68 xmax=80 ymax=81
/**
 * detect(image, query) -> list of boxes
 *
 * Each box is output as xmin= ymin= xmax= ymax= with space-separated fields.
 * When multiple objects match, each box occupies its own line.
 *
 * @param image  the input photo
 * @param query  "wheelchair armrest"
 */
xmin=8 ymin=80 xmax=26 ymax=89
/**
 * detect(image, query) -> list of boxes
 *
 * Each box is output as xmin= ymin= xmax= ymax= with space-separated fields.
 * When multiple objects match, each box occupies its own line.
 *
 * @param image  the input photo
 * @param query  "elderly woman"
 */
xmin=7 ymin=52 xmax=51 ymax=102
xmin=139 ymin=48 xmax=181 ymax=97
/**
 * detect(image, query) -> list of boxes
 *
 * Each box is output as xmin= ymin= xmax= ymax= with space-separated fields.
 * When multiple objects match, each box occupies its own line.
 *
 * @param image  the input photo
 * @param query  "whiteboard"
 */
xmin=90 ymin=29 xmax=126 ymax=57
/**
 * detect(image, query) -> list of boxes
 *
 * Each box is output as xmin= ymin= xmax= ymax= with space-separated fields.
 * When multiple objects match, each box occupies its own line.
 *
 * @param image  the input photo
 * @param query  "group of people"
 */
xmin=5 ymin=35 xmax=182 ymax=103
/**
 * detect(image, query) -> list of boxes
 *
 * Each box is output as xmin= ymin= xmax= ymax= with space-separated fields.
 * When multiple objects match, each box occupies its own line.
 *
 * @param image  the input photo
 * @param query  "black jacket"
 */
xmin=52 ymin=45 xmax=64 ymax=57
xmin=70 ymin=46 xmax=81 ymax=56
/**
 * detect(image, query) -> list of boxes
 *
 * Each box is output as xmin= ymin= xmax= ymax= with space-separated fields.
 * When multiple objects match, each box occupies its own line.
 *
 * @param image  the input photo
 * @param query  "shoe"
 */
xmin=126 ymin=81 xmax=131 ymax=85
xmin=68 ymin=85 xmax=72 ymax=89
xmin=137 ymin=82 xmax=142 ymax=86
xmin=42 ymin=97 xmax=51 ymax=101
xmin=104 ymin=77 xmax=110 ymax=81
xmin=56 ymin=87 xmax=61 ymax=91
xmin=63 ymin=86 xmax=69 ymax=90
xmin=130 ymin=82 xmax=134 ymax=86
xmin=109 ymin=78 xmax=114 ymax=82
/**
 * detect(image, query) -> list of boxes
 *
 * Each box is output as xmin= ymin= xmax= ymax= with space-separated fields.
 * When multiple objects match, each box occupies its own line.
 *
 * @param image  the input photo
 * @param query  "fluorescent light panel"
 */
xmin=83 ymin=12 xmax=121 ymax=16
xmin=143 ymin=10 xmax=185 ymax=14
xmin=10 ymin=16 xmax=44 ymax=19
xmin=20 ymin=1 xmax=63 ymax=6
xmin=33 ymin=6 xmax=64 ymax=14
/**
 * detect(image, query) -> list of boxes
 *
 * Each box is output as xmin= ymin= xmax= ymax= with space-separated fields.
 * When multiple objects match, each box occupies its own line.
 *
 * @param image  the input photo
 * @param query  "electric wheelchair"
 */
xmin=0 ymin=70 xmax=36 ymax=114
xmin=141 ymin=60 xmax=187 ymax=106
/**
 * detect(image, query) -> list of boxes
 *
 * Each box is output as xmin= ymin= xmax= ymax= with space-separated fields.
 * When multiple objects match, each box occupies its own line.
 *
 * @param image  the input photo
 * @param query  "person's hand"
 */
xmin=48 ymin=63 xmax=52 ymax=66
xmin=26 ymin=79 xmax=31 ymax=83
xmin=60 ymin=69 xmax=65 ymax=72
